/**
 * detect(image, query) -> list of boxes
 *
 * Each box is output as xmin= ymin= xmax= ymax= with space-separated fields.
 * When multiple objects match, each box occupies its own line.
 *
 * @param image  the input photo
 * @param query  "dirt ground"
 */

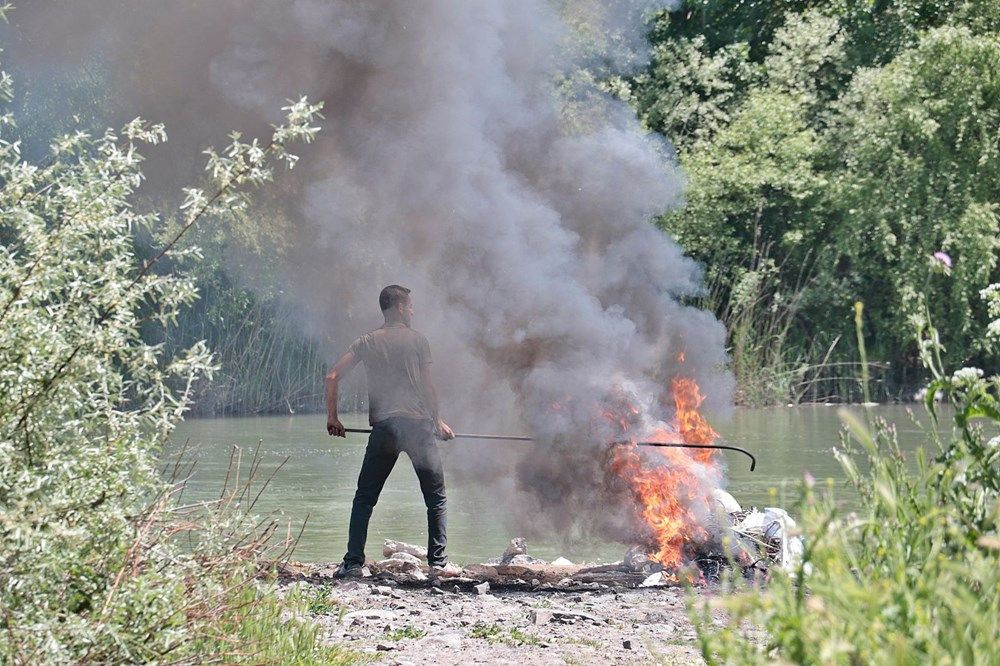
xmin=280 ymin=574 xmax=711 ymax=665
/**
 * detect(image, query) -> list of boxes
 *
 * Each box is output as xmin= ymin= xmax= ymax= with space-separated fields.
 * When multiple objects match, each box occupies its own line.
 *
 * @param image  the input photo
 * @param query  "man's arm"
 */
xmin=325 ymin=350 xmax=358 ymax=437
xmin=420 ymin=363 xmax=454 ymax=440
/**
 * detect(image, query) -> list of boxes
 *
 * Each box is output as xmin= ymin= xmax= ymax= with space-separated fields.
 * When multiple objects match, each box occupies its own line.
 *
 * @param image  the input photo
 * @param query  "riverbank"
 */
xmin=278 ymin=570 xmax=714 ymax=664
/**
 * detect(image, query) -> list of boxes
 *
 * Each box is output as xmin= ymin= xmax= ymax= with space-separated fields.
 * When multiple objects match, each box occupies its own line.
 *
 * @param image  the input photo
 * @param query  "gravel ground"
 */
xmin=280 ymin=575 xmax=710 ymax=665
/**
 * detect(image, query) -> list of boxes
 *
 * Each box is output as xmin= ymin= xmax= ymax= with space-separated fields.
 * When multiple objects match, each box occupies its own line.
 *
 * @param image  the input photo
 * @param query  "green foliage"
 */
xmin=689 ymin=314 xmax=1000 ymax=663
xmin=386 ymin=625 xmax=427 ymax=641
xmin=194 ymin=580 xmax=361 ymax=665
xmin=625 ymin=33 xmax=758 ymax=148
xmin=623 ymin=2 xmax=1000 ymax=403
xmin=469 ymin=621 xmax=542 ymax=646
xmin=305 ymin=584 xmax=344 ymax=616
xmin=834 ymin=25 xmax=1000 ymax=366
xmin=0 ymin=37 xmax=331 ymax=660
xmin=469 ymin=621 xmax=506 ymax=642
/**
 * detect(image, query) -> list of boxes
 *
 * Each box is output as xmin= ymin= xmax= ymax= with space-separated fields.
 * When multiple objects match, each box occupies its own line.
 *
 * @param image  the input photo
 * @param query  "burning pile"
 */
xmin=585 ymin=370 xmax=728 ymax=578
xmin=608 ymin=376 xmax=722 ymax=571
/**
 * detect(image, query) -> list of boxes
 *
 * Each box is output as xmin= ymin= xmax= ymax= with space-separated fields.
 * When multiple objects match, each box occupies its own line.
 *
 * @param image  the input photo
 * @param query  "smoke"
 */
xmin=3 ymin=1 xmax=733 ymax=549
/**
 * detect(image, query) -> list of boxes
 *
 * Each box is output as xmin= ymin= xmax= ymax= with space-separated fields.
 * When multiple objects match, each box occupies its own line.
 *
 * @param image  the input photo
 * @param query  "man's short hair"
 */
xmin=379 ymin=285 xmax=411 ymax=312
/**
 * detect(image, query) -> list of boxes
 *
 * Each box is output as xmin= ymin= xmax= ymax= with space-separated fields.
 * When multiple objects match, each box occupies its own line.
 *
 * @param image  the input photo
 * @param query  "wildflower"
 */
xmin=933 ymin=251 xmax=952 ymax=268
xmin=951 ymin=366 xmax=984 ymax=389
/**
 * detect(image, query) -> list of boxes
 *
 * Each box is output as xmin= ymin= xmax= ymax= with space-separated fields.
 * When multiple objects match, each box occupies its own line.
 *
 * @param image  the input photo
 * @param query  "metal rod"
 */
xmin=342 ymin=428 xmax=756 ymax=471
xmin=628 ymin=442 xmax=756 ymax=472
xmin=343 ymin=428 xmax=532 ymax=441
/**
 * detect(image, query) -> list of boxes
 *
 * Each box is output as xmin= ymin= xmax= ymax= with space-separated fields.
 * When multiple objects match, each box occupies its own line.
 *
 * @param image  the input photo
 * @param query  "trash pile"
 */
xmin=277 ymin=491 xmax=804 ymax=592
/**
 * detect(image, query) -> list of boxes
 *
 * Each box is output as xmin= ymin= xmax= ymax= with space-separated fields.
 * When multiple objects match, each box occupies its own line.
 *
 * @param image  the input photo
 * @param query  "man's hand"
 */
xmin=327 ymin=416 xmax=346 ymax=437
xmin=435 ymin=418 xmax=455 ymax=440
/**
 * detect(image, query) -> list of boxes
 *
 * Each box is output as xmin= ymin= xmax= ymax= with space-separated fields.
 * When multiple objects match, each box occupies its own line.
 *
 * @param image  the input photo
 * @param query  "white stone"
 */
xmin=551 ymin=556 xmax=574 ymax=566
xmin=639 ymin=572 xmax=663 ymax=587
xmin=389 ymin=551 xmax=422 ymax=565
xmin=383 ymin=539 xmax=427 ymax=560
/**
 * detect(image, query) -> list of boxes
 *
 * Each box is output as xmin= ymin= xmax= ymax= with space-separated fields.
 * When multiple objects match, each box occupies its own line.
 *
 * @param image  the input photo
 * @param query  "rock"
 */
xmin=372 ymin=585 xmax=394 ymax=596
xmin=551 ymin=556 xmax=574 ymax=566
xmin=482 ymin=537 xmax=548 ymax=565
xmin=507 ymin=553 xmax=546 ymax=565
xmin=376 ymin=642 xmax=395 ymax=651
xmin=315 ymin=565 xmax=341 ymax=578
xmin=417 ymin=631 xmax=463 ymax=650
xmin=390 ymin=551 xmax=422 ymax=566
xmin=474 ymin=582 xmax=490 ymax=595
xmin=341 ymin=609 xmax=395 ymax=626
xmin=553 ymin=609 xmax=603 ymax=624
xmin=378 ymin=556 xmax=421 ymax=574
xmin=530 ymin=578 xmax=540 ymax=587
xmin=529 ymin=609 xmax=553 ymax=625
xmin=502 ymin=537 xmax=528 ymax=559
xmin=639 ymin=572 xmax=663 ymax=587
xmin=577 ymin=561 xmax=625 ymax=574
xmin=383 ymin=539 xmax=427 ymax=560
xmin=623 ymin=639 xmax=633 ymax=650
xmin=389 ymin=569 xmax=427 ymax=583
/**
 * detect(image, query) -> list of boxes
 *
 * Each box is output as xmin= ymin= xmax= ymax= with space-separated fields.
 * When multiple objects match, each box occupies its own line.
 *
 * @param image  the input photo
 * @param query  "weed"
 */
xmin=469 ymin=622 xmax=505 ymax=643
xmin=305 ymin=585 xmax=341 ymax=616
xmin=469 ymin=622 xmax=542 ymax=646
xmin=387 ymin=625 xmax=427 ymax=641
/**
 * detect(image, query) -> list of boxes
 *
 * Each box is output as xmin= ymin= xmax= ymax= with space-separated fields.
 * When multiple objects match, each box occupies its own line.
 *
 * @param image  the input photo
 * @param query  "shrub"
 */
xmin=690 ymin=311 xmax=999 ymax=663
xmin=0 ymin=21 xmax=338 ymax=661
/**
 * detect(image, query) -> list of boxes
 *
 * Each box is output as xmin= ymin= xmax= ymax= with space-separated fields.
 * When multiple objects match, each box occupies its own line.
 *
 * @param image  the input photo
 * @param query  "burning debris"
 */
xmin=285 ymin=511 xmax=803 ymax=593
xmin=602 ymin=373 xmax=732 ymax=573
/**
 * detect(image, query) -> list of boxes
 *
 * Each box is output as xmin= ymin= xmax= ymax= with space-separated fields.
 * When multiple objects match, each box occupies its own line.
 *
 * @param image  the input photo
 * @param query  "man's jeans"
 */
xmin=343 ymin=416 xmax=447 ymax=567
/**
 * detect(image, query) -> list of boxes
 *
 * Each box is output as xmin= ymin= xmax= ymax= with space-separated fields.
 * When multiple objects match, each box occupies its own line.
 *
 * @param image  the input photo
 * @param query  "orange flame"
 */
xmin=610 ymin=376 xmax=719 ymax=568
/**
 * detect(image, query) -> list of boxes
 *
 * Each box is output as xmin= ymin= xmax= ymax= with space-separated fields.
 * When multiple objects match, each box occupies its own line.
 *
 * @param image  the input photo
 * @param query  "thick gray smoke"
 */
xmin=4 ymin=1 xmax=733 ymax=548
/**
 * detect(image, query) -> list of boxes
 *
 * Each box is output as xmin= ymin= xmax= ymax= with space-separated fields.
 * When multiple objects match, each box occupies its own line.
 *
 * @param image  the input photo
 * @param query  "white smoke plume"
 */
xmin=3 ymin=1 xmax=733 ymax=548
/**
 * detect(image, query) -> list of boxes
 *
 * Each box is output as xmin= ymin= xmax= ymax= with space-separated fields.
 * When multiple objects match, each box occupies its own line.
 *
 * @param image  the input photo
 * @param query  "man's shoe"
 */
xmin=334 ymin=562 xmax=365 ymax=579
xmin=428 ymin=561 xmax=462 ymax=582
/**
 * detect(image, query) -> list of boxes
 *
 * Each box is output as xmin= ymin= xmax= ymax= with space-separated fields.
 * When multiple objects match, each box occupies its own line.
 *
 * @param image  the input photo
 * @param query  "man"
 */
xmin=325 ymin=285 xmax=455 ymax=578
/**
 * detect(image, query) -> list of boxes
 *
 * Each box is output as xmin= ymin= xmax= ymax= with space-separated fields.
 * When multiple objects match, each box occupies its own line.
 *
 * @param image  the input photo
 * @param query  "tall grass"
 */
xmin=689 ymin=312 xmax=1000 ymax=663
xmin=701 ymin=238 xmax=894 ymax=406
xmin=150 ymin=290 xmax=330 ymax=415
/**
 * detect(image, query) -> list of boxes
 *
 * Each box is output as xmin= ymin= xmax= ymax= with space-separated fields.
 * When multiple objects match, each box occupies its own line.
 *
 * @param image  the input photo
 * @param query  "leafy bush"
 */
xmin=0 ymin=23 xmax=340 ymax=660
xmin=690 ymin=312 xmax=999 ymax=663
xmin=622 ymin=4 xmax=1000 ymax=403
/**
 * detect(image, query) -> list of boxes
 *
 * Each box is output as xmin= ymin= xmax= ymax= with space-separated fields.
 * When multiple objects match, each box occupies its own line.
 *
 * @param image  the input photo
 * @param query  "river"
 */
xmin=168 ymin=405 xmax=948 ymax=565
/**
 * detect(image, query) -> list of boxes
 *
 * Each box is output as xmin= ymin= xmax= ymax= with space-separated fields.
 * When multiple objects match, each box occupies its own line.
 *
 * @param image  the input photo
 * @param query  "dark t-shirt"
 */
xmin=348 ymin=323 xmax=433 ymax=425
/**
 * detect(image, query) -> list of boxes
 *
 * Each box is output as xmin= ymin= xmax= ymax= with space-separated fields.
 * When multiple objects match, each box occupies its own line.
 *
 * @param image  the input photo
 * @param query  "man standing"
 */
xmin=325 ymin=285 xmax=455 ymax=577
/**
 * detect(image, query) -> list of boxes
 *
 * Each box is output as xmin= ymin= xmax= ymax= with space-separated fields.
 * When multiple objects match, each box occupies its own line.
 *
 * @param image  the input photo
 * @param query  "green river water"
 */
xmin=168 ymin=405 xmax=947 ymax=565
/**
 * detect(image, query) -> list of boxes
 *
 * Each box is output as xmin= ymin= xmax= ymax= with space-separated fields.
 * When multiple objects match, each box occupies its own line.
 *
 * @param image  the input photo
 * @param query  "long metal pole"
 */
xmin=341 ymin=428 xmax=756 ymax=472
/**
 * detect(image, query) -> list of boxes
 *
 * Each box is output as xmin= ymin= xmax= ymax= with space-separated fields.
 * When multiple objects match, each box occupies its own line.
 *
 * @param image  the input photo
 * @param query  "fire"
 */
xmin=609 ymin=376 xmax=720 ymax=568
